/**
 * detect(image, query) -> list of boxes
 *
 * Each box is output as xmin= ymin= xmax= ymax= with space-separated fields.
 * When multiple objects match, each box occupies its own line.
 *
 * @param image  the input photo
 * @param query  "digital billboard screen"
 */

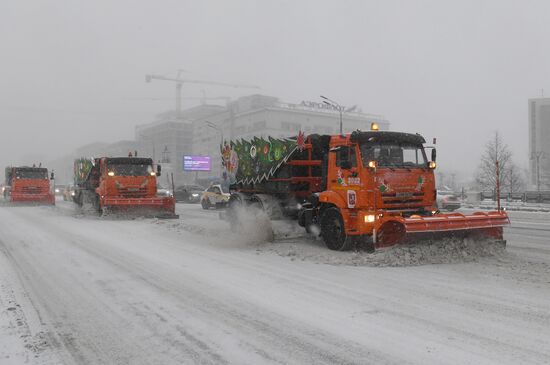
xmin=183 ymin=155 xmax=211 ymax=171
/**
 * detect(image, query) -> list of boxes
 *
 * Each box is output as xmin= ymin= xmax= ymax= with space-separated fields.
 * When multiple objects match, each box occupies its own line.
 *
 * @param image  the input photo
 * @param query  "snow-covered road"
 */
xmin=1 ymin=202 xmax=549 ymax=364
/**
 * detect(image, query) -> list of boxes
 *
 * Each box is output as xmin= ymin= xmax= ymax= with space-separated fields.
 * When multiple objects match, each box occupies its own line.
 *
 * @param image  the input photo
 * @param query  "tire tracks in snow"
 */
xmin=1 ymin=207 xmax=392 ymax=364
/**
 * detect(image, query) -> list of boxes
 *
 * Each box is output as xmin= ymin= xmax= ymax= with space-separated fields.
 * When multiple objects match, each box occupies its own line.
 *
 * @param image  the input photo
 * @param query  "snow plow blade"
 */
xmin=375 ymin=211 xmax=509 ymax=248
xmin=154 ymin=212 xmax=180 ymax=219
xmin=101 ymin=197 xmax=177 ymax=218
xmin=10 ymin=194 xmax=55 ymax=205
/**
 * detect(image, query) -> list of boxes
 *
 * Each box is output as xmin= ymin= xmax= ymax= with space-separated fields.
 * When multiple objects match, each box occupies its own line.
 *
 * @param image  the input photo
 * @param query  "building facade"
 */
xmin=58 ymin=94 xmax=390 ymax=188
xmin=528 ymin=98 xmax=550 ymax=190
xmin=192 ymin=94 xmax=390 ymax=179
xmin=135 ymin=105 xmax=226 ymax=185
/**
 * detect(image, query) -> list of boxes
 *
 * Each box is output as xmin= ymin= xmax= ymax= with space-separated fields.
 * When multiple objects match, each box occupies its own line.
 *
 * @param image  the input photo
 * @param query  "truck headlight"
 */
xmin=108 ymin=171 xmax=115 ymax=176
xmin=192 ymin=193 xmax=199 ymax=197
xmin=428 ymin=161 xmax=436 ymax=169
xmin=364 ymin=214 xmax=375 ymax=223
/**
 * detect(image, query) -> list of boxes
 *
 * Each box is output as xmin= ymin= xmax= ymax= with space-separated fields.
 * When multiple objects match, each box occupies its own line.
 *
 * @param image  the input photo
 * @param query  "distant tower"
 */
xmin=528 ymin=98 xmax=550 ymax=190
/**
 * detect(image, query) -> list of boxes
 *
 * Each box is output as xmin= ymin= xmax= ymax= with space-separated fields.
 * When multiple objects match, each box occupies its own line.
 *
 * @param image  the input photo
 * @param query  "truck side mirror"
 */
xmin=431 ymin=148 xmax=437 ymax=162
xmin=50 ymin=172 xmax=55 ymax=180
xmin=156 ymin=165 xmax=161 ymax=176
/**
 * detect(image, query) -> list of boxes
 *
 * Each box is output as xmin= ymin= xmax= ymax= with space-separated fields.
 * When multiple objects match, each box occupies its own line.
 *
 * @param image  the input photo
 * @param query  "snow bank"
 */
xmin=261 ymin=237 xmax=507 ymax=267
xmin=155 ymin=204 xmax=509 ymax=267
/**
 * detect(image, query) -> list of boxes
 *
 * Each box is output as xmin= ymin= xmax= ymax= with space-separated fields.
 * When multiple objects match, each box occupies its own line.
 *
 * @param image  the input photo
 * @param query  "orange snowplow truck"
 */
xmin=224 ymin=126 xmax=509 ymax=251
xmin=3 ymin=166 xmax=55 ymax=205
xmin=73 ymin=156 xmax=177 ymax=217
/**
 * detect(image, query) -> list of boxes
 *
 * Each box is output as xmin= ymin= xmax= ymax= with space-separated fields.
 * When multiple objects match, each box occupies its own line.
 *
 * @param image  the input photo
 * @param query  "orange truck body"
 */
xmin=317 ymin=133 xmax=508 ymax=246
xmin=74 ymin=157 xmax=175 ymax=215
xmin=226 ymin=130 xmax=509 ymax=250
xmin=3 ymin=166 xmax=55 ymax=205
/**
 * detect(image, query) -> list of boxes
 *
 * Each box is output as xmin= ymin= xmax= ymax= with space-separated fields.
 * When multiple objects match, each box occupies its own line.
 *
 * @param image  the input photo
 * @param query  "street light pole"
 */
xmin=321 ymin=95 xmax=357 ymax=136
xmin=320 ymin=95 xmax=344 ymax=135
xmin=205 ymin=121 xmax=224 ymax=178
xmin=338 ymin=108 xmax=343 ymax=135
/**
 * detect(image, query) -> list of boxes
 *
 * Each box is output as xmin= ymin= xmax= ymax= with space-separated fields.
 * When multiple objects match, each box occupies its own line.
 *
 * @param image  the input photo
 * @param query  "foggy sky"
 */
xmin=1 ymin=0 xmax=549 ymax=180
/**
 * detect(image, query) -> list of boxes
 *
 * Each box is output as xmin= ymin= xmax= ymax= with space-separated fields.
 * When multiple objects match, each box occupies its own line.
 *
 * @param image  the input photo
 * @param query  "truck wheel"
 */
xmin=201 ymin=198 xmax=211 ymax=210
xmin=355 ymin=235 xmax=375 ymax=253
xmin=226 ymin=194 xmax=243 ymax=233
xmin=93 ymin=194 xmax=102 ymax=214
xmin=320 ymin=207 xmax=351 ymax=251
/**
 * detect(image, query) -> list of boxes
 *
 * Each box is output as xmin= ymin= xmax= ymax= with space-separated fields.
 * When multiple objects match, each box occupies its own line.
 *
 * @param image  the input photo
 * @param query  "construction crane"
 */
xmin=127 ymin=96 xmax=232 ymax=105
xmin=145 ymin=70 xmax=260 ymax=118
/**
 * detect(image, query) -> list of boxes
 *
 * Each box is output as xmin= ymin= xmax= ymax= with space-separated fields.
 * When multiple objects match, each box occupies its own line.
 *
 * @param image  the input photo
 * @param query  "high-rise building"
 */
xmin=528 ymin=98 xmax=550 ymax=190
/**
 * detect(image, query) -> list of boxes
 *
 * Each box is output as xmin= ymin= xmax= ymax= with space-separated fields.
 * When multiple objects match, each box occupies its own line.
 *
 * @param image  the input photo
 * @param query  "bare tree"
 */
xmin=505 ymin=162 xmax=525 ymax=194
xmin=475 ymin=131 xmax=512 ymax=193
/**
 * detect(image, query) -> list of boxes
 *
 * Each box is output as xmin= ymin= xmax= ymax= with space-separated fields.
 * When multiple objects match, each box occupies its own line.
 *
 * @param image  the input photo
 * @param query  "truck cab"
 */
xmin=316 ymin=130 xmax=437 ymax=248
xmin=74 ymin=156 xmax=175 ymax=216
xmin=97 ymin=157 xmax=159 ymax=200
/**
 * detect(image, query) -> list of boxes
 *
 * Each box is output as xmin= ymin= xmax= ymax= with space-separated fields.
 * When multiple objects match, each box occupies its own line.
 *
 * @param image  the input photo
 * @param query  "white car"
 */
xmin=201 ymin=184 xmax=230 ymax=209
xmin=436 ymin=190 xmax=461 ymax=211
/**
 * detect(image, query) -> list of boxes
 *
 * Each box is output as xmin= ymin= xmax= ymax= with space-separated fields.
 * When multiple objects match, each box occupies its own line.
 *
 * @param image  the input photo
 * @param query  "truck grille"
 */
xmin=118 ymin=187 xmax=147 ymax=198
xmin=381 ymin=192 xmax=424 ymax=208
xmin=21 ymin=186 xmax=47 ymax=194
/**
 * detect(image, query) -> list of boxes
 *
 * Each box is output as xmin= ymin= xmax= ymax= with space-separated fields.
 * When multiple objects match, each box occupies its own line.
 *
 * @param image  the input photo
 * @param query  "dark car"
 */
xmin=174 ymin=184 xmax=205 ymax=203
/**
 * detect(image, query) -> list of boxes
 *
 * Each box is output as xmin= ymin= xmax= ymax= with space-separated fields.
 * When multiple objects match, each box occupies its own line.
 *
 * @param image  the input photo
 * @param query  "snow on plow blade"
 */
xmin=376 ymin=211 xmax=510 ymax=247
xmin=102 ymin=197 xmax=178 ymax=219
xmin=10 ymin=194 xmax=55 ymax=205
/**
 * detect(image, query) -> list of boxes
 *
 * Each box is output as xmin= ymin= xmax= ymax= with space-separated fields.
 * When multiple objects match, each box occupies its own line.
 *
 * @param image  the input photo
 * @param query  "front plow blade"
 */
xmin=102 ymin=196 xmax=177 ymax=218
xmin=154 ymin=212 xmax=180 ymax=219
xmin=376 ymin=211 xmax=509 ymax=247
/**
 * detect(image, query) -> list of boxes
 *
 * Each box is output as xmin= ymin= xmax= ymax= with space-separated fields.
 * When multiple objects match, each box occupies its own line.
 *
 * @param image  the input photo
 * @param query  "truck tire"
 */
xmin=93 ymin=194 xmax=102 ymax=214
xmin=226 ymin=193 xmax=244 ymax=232
xmin=201 ymin=198 xmax=211 ymax=210
xmin=320 ymin=207 xmax=351 ymax=251
xmin=354 ymin=235 xmax=375 ymax=253
xmin=75 ymin=191 xmax=83 ymax=207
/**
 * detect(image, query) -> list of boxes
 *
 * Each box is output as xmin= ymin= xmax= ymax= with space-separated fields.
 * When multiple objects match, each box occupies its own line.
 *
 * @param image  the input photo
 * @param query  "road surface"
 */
xmin=1 ymin=201 xmax=549 ymax=364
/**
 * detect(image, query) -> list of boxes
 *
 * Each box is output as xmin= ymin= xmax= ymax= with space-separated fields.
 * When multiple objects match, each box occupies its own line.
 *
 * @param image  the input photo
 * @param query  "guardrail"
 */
xmin=478 ymin=191 xmax=550 ymax=203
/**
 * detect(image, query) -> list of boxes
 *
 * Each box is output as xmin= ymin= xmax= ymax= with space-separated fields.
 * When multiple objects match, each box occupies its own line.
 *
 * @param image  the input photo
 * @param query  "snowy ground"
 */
xmin=0 ymin=200 xmax=549 ymax=364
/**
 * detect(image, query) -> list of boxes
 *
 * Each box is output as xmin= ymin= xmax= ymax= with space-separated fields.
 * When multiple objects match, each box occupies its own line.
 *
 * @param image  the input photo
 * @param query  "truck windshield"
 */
xmin=360 ymin=143 xmax=427 ymax=168
xmin=107 ymin=163 xmax=153 ymax=176
xmin=15 ymin=170 xmax=47 ymax=179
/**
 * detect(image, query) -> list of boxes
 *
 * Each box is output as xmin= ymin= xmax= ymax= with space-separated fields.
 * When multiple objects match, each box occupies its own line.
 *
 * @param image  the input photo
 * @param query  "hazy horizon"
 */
xmin=2 ymin=0 xmax=549 ymax=181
